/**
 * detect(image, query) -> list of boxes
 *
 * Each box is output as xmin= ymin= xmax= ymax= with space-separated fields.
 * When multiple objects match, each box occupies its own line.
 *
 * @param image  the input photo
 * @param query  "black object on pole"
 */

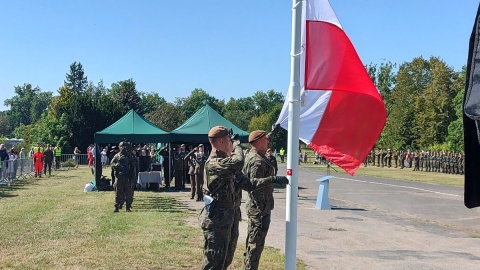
xmin=463 ymin=2 xmax=480 ymax=209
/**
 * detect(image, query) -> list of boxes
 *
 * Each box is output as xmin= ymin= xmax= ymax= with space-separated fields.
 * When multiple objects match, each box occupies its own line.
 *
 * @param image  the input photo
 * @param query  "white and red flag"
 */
xmin=277 ymin=0 xmax=387 ymax=175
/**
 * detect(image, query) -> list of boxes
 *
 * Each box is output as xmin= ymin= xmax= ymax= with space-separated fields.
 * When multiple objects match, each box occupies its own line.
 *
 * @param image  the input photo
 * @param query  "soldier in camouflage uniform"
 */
xmin=412 ymin=150 xmax=419 ymax=171
xmin=373 ymin=148 xmax=379 ymax=167
xmin=440 ymin=151 xmax=446 ymax=173
xmin=243 ymin=130 xmax=289 ymax=270
xmin=399 ymin=151 xmax=405 ymax=169
xmin=420 ymin=151 xmax=425 ymax=171
xmin=380 ymin=149 xmax=387 ymax=168
xmin=460 ymin=153 xmax=465 ymax=175
xmin=224 ymin=155 xmax=287 ymax=269
xmin=385 ymin=149 xmax=392 ymax=168
xmin=200 ymin=126 xmax=244 ymax=270
xmin=424 ymin=151 xmax=430 ymax=172
xmin=392 ymin=150 xmax=398 ymax=168
xmin=434 ymin=151 xmax=441 ymax=172
xmin=110 ymin=141 xmax=137 ymax=212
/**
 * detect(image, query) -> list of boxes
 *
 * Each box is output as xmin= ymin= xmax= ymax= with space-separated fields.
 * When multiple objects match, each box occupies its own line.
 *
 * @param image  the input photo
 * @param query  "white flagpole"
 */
xmin=285 ymin=0 xmax=302 ymax=269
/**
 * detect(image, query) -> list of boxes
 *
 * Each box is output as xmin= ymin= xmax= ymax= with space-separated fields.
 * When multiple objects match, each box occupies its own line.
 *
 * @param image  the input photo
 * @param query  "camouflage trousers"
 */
xmin=201 ymin=206 xmax=235 ymax=270
xmin=224 ymin=207 xmax=241 ymax=268
xmin=114 ymin=177 xmax=134 ymax=207
xmin=244 ymin=213 xmax=271 ymax=270
xmin=191 ymin=174 xmax=205 ymax=200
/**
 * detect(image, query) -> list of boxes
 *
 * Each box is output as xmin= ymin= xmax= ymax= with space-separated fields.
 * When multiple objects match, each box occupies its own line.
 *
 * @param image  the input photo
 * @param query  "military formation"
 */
xmin=364 ymin=148 xmax=465 ymax=174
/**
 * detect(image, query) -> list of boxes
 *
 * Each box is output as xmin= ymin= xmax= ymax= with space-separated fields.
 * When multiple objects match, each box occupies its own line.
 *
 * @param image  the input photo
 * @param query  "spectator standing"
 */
xmin=87 ymin=146 xmax=94 ymax=174
xmin=54 ymin=144 xmax=62 ymax=169
xmin=0 ymin=144 xmax=9 ymax=180
xmin=279 ymin=147 xmax=285 ymax=163
xmin=101 ymin=148 xmax=108 ymax=168
xmin=7 ymin=150 xmax=15 ymax=180
xmin=43 ymin=146 xmax=54 ymax=176
xmin=157 ymin=145 xmax=171 ymax=188
xmin=73 ymin=147 xmax=81 ymax=168
xmin=19 ymin=148 xmax=26 ymax=175
xmin=29 ymin=147 xmax=34 ymax=172
xmin=33 ymin=147 xmax=44 ymax=178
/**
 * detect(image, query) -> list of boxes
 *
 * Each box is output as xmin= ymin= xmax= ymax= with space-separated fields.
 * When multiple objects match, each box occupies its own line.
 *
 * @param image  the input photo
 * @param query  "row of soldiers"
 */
xmin=364 ymin=149 xmax=465 ymax=175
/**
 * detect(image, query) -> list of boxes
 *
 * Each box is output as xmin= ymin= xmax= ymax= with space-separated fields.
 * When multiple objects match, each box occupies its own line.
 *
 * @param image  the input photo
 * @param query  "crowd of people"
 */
xmin=363 ymin=149 xmax=465 ymax=174
xmin=0 ymin=143 xmax=65 ymax=182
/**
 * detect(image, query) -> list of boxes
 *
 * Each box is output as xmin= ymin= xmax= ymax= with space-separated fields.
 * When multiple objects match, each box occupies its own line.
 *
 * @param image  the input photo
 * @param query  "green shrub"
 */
xmin=61 ymin=159 xmax=76 ymax=168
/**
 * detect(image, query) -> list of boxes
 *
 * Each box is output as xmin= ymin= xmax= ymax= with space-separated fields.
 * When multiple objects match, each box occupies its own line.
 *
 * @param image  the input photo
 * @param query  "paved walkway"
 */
xmin=167 ymin=164 xmax=480 ymax=269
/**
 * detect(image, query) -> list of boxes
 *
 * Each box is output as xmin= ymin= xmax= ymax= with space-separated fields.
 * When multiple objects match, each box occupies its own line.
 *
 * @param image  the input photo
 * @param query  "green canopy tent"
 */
xmin=93 ymin=109 xmax=170 ymax=184
xmin=95 ymin=109 xmax=170 ymax=144
xmin=170 ymin=104 xmax=249 ymax=143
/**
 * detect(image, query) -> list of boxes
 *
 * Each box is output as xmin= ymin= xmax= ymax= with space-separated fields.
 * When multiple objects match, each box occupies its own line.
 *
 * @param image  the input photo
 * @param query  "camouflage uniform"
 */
xmin=380 ymin=149 xmax=387 ymax=168
xmin=224 ymin=170 xmax=281 ymax=269
xmin=385 ymin=149 xmax=392 ymax=168
xmin=185 ymin=146 xmax=208 ymax=201
xmin=200 ymin=142 xmax=244 ymax=270
xmin=392 ymin=151 xmax=398 ymax=168
xmin=242 ymin=148 xmax=277 ymax=270
xmin=413 ymin=151 xmax=419 ymax=171
xmin=110 ymin=142 xmax=137 ymax=212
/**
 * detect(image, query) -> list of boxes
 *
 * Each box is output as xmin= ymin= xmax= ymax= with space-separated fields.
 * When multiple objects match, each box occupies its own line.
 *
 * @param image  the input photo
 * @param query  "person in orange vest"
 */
xmin=33 ymin=147 xmax=44 ymax=178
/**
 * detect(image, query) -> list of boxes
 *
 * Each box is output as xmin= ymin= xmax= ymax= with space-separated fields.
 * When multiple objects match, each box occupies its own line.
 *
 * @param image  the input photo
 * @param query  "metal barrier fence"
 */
xmin=0 ymin=158 xmax=35 ymax=188
xmin=60 ymin=154 xmax=90 ymax=167
xmin=0 ymin=154 xmax=92 ymax=188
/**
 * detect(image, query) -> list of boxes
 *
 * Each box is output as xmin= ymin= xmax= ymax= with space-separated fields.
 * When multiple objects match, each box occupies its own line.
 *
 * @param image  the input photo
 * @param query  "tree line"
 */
xmin=0 ymin=56 xmax=466 ymax=154
xmin=0 ymin=62 xmax=285 ymax=152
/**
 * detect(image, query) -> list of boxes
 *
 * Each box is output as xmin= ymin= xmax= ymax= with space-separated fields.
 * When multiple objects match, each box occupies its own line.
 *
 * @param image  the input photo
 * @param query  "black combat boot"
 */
xmin=113 ymin=205 xmax=119 ymax=213
xmin=126 ymin=205 xmax=132 ymax=212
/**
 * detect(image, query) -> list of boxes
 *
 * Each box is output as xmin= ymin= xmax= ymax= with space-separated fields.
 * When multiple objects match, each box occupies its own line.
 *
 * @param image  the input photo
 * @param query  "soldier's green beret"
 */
xmin=208 ymin=126 xmax=229 ymax=138
xmin=249 ymin=130 xmax=267 ymax=143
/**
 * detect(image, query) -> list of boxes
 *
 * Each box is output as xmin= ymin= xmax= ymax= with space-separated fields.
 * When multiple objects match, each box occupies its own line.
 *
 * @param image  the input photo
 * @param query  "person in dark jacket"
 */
xmin=43 ymin=145 xmax=54 ymax=176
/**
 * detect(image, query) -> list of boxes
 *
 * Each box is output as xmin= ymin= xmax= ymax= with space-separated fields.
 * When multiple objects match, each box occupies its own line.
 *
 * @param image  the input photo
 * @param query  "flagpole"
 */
xmin=285 ymin=0 xmax=302 ymax=269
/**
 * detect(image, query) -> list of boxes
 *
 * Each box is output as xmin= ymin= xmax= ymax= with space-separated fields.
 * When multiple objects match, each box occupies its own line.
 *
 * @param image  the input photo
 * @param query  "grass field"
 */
xmin=295 ymin=148 xmax=464 ymax=188
xmin=0 ymin=168 xmax=306 ymax=270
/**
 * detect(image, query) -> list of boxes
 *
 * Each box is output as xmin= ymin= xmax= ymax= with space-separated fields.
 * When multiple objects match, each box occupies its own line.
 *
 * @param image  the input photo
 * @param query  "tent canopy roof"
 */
xmin=95 ymin=109 xmax=170 ymax=143
xmin=170 ymin=105 xmax=249 ymax=143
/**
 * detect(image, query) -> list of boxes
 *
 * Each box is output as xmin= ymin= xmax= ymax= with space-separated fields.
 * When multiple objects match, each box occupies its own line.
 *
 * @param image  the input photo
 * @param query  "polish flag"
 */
xmin=276 ymin=0 xmax=386 ymax=175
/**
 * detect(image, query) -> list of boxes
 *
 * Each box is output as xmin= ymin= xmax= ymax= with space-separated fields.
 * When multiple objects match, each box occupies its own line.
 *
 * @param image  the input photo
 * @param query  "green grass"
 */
xmin=0 ymin=168 xmax=307 ymax=270
xmin=300 ymin=162 xmax=464 ymax=187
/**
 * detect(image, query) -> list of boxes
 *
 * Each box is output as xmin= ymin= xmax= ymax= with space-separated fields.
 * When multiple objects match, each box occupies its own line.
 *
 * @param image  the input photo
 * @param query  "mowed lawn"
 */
xmin=301 ymin=162 xmax=464 ymax=187
xmin=0 ymin=168 xmax=306 ymax=270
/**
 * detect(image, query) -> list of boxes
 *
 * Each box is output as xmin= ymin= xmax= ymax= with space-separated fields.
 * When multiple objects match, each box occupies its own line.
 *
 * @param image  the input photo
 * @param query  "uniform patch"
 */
xmin=256 ymin=162 xmax=262 ymax=167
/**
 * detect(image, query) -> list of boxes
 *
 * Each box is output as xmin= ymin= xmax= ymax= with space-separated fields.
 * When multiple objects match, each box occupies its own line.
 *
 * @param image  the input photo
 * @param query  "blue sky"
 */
xmin=1 ymin=0 xmax=478 ymax=111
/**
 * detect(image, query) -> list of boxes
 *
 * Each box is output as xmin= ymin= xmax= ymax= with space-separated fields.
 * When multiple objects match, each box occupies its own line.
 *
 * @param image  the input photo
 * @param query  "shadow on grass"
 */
xmin=0 ymin=177 xmax=42 ymax=197
xmin=134 ymin=196 xmax=189 ymax=213
xmin=0 ymin=192 xmax=18 ymax=198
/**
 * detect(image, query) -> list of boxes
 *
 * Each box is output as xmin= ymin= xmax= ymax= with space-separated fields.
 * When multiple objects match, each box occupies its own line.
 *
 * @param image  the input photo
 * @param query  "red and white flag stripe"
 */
xmin=277 ymin=0 xmax=386 ymax=175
